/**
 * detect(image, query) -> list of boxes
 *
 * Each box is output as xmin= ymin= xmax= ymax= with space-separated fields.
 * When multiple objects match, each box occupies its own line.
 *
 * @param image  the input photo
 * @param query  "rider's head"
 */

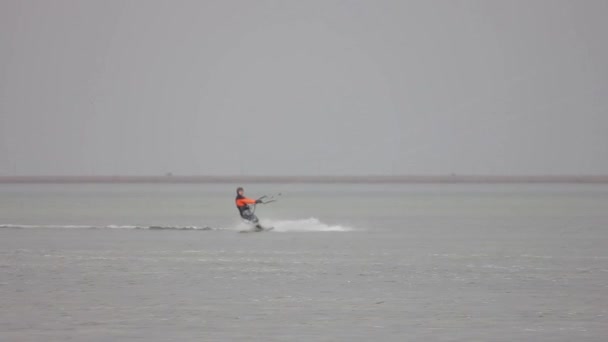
xmin=236 ymin=187 xmax=244 ymax=196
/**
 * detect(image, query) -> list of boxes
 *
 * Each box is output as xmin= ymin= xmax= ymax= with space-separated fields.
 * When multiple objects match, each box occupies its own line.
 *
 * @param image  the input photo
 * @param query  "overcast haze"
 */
xmin=1 ymin=0 xmax=607 ymax=176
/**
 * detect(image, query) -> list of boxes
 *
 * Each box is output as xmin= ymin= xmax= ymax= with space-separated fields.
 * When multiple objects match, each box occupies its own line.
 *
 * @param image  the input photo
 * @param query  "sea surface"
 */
xmin=1 ymin=183 xmax=607 ymax=341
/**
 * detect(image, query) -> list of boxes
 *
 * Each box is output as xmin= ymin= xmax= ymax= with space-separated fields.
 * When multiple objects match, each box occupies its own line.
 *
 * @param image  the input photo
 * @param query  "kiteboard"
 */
xmin=239 ymin=226 xmax=274 ymax=233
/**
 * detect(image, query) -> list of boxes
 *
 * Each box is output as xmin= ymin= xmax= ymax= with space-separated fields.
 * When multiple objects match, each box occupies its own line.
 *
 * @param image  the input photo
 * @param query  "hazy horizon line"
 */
xmin=1 ymin=175 xmax=607 ymax=184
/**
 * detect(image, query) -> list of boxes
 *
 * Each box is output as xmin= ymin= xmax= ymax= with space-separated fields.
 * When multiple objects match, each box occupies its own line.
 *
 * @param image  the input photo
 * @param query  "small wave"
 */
xmin=2 ymin=220 xmax=351 ymax=232
xmin=1 ymin=224 xmax=217 ymax=231
xmin=0 ymin=224 xmax=96 ymax=229
xmin=248 ymin=218 xmax=353 ymax=232
xmin=147 ymin=226 xmax=215 ymax=231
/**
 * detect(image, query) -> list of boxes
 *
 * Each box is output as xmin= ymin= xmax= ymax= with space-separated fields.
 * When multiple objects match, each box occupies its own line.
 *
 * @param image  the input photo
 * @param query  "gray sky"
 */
xmin=1 ymin=0 xmax=607 ymax=176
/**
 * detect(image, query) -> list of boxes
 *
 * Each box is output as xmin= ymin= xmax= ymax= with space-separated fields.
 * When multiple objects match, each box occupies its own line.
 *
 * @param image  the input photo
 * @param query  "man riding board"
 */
xmin=235 ymin=187 xmax=264 ymax=231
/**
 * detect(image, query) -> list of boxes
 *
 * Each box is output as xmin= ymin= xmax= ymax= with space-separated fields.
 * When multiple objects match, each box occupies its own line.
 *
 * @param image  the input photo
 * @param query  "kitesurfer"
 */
xmin=235 ymin=187 xmax=264 ymax=231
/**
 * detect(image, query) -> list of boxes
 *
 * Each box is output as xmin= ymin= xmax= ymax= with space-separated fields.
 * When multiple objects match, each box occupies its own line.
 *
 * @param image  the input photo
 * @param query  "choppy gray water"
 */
xmin=1 ymin=183 xmax=607 ymax=341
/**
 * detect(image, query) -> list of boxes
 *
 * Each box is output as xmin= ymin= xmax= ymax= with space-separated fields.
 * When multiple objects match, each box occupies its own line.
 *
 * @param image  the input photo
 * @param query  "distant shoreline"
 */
xmin=1 ymin=175 xmax=607 ymax=184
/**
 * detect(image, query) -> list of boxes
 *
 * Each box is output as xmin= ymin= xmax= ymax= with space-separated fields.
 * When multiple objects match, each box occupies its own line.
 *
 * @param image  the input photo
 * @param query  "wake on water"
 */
xmin=1 ymin=218 xmax=353 ymax=232
xmin=234 ymin=218 xmax=353 ymax=232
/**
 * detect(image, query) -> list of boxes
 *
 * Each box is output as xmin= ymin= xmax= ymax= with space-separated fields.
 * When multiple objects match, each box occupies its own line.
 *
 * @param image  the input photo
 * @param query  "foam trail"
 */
xmin=261 ymin=218 xmax=353 ymax=232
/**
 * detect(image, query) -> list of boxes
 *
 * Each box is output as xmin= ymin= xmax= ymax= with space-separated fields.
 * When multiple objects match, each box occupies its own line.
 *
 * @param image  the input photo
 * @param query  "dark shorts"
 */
xmin=240 ymin=209 xmax=259 ymax=223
